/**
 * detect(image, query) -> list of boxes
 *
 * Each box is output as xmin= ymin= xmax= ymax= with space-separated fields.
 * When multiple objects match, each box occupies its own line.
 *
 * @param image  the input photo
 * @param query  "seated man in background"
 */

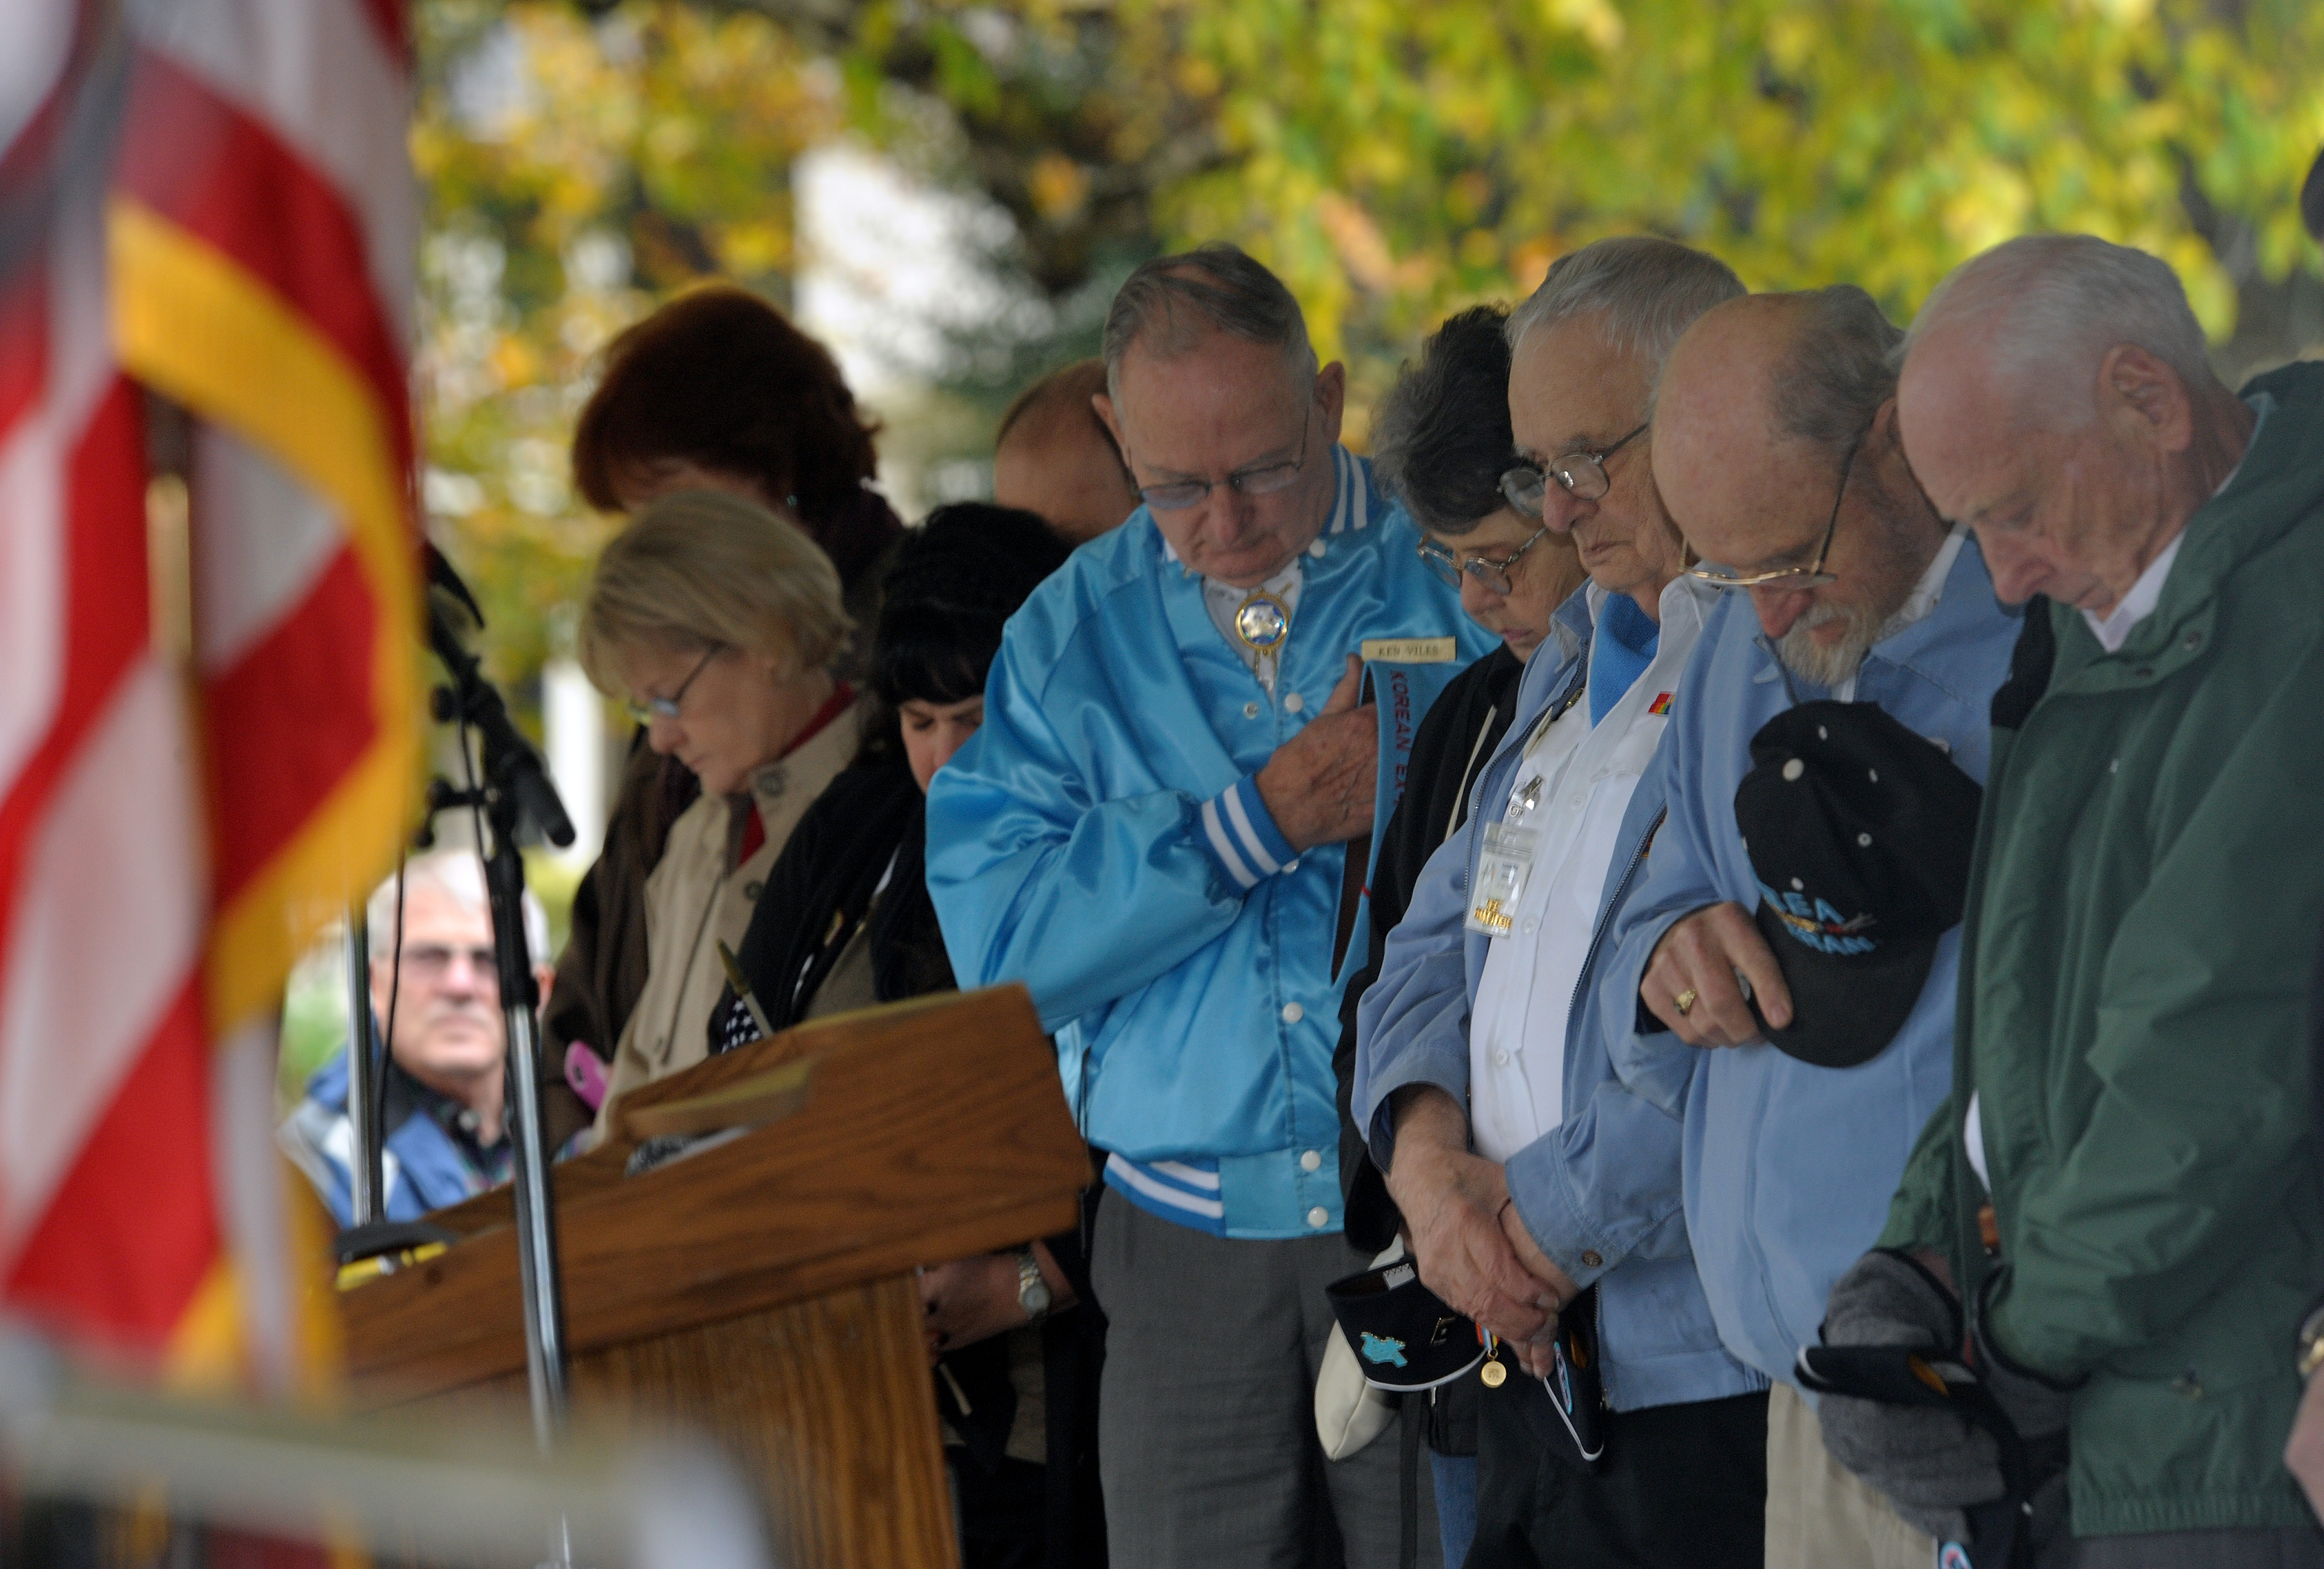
xmin=1851 ymin=234 xmax=2324 ymax=1568
xmin=280 ymin=848 xmax=553 ymax=1227
xmin=928 ymin=243 xmax=1492 ymax=1568
xmin=991 ymin=357 xmax=1140 ymax=545
xmin=1609 ymin=285 xmax=2019 ymax=1568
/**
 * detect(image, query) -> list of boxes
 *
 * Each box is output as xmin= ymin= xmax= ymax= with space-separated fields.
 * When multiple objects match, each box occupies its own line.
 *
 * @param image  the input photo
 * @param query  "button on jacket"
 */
xmin=927 ymin=447 xmax=1493 ymax=1238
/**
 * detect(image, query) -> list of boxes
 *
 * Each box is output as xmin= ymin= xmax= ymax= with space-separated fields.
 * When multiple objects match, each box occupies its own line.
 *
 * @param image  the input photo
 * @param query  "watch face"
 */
xmin=1019 ymin=1252 xmax=1051 ymax=1317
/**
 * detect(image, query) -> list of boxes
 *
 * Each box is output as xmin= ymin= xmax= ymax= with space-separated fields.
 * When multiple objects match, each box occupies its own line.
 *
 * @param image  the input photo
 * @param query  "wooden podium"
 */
xmin=337 ymin=986 xmax=1087 ymax=1569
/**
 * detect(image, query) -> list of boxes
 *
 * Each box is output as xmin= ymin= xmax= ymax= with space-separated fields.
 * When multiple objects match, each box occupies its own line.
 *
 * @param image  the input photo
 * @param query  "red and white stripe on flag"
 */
xmin=0 ymin=0 xmax=420 ymax=1385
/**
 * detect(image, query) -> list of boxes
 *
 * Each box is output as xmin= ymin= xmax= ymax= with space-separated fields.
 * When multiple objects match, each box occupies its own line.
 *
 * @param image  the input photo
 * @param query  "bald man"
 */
xmin=1873 ymin=235 xmax=2324 ymax=1568
xmin=1597 ymin=286 xmax=2018 ymax=1569
xmin=993 ymin=357 xmax=1140 ymax=544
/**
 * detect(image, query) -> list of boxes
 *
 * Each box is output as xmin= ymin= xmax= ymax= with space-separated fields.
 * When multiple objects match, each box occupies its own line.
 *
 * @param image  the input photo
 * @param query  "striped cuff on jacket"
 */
xmin=1198 ymin=775 xmax=1297 ymax=891
xmin=1104 ymin=1152 xmax=1226 ymax=1233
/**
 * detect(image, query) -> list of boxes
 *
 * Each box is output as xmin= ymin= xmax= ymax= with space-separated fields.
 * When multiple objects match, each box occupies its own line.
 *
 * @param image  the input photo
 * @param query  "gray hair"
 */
xmin=1102 ymin=243 xmax=1318 ymax=404
xmin=367 ymin=848 xmax=551 ymax=967
xmin=1771 ymin=285 xmax=1905 ymax=457
xmin=1904 ymin=234 xmax=2216 ymax=427
xmin=1505 ymin=236 xmax=1745 ymax=373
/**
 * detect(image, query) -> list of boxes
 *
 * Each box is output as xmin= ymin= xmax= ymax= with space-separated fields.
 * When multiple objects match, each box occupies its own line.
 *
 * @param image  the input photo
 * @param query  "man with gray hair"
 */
xmin=1355 ymin=237 xmax=1773 ymax=1567
xmin=1600 ymin=285 xmax=2019 ymax=1567
xmin=280 ymin=849 xmax=553 ymax=1228
xmin=1838 ymin=234 xmax=2324 ymax=1566
xmin=928 ymin=243 xmax=1492 ymax=1567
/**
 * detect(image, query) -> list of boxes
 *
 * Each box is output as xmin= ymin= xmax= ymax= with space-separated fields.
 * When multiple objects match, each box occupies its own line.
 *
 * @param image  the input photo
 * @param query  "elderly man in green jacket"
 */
xmin=1811 ymin=233 xmax=2324 ymax=1568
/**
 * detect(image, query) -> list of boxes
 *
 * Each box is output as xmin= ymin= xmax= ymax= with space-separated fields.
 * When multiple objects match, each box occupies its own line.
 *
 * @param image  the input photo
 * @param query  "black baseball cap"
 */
xmin=1732 ymin=700 xmax=1982 ymax=1068
xmin=1325 ymin=1259 xmax=1485 ymax=1392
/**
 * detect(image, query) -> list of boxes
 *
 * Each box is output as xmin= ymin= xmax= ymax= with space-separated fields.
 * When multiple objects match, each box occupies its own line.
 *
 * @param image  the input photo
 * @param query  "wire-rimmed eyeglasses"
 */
xmin=1499 ymin=422 xmax=1649 ymax=515
xmin=624 ymin=644 xmax=722 ymax=726
xmin=1417 ymin=525 xmax=1552 ymax=596
xmin=1687 ymin=428 xmax=1866 ymax=593
xmin=1134 ymin=416 xmax=1313 ymax=514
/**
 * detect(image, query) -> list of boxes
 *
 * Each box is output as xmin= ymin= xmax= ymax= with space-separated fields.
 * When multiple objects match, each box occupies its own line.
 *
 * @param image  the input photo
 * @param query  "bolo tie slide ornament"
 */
xmin=1234 ymin=589 xmax=1291 ymax=656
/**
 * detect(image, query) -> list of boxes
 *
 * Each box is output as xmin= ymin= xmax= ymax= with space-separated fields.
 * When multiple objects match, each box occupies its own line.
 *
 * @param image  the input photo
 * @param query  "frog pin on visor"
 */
xmin=1325 ymin=1259 xmax=1485 ymax=1392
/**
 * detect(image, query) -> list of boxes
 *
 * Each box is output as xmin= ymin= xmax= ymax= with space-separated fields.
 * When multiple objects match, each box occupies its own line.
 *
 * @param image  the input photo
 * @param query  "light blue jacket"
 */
xmin=1602 ymin=535 xmax=2019 ymax=1387
xmin=1354 ymin=588 xmax=1764 ymax=1412
xmin=927 ymin=447 xmax=1494 ymax=1238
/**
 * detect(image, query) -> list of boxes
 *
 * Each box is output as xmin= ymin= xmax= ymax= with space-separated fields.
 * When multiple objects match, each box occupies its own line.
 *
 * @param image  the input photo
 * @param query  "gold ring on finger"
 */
xmin=1673 ymin=987 xmax=1699 ymax=1017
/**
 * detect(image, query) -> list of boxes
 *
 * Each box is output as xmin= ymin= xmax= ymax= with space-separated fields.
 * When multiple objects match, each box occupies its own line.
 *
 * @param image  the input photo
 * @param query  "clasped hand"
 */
xmin=1385 ymin=1087 xmax=1576 ymax=1379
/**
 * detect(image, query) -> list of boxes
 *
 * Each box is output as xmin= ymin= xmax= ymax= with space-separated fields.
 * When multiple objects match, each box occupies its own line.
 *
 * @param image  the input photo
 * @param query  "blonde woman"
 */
xmin=578 ymin=488 xmax=860 ymax=1133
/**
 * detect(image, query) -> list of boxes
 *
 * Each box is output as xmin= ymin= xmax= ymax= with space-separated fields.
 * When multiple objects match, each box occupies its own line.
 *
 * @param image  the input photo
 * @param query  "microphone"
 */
xmin=423 ymin=545 xmax=577 ymax=850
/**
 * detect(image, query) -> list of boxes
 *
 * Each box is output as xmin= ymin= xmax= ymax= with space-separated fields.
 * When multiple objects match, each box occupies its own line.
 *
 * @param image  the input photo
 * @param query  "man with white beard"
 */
xmin=1596 ymin=286 xmax=2020 ymax=1568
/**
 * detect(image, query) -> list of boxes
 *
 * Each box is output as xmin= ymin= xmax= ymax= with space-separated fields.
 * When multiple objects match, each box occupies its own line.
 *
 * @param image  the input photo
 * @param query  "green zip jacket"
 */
xmin=1880 ymin=361 xmax=2324 ymax=1538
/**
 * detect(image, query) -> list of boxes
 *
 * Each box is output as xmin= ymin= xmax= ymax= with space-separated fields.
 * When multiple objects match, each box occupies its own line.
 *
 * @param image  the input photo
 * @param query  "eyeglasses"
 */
xmin=624 ymin=644 xmax=722 ymax=726
xmin=1417 ymin=525 xmax=1553 ymax=596
xmin=1499 ymin=423 xmax=1649 ymax=515
xmin=1133 ymin=414 xmax=1313 ymax=514
xmin=403 ymin=944 xmax=499 ymax=986
xmin=1688 ymin=428 xmax=1865 ymax=592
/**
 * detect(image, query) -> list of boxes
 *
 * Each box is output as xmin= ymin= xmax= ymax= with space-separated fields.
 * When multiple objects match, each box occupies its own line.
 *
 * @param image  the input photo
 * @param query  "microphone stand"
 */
xmin=422 ymin=607 xmax=577 ymax=1464
xmin=327 ymin=548 xmax=577 ymax=1565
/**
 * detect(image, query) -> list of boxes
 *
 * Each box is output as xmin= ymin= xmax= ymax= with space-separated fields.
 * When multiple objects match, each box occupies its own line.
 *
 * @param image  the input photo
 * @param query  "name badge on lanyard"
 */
xmin=1466 ymin=675 xmax=1585 ymax=937
xmin=1468 ymin=816 xmax=1538 ymax=937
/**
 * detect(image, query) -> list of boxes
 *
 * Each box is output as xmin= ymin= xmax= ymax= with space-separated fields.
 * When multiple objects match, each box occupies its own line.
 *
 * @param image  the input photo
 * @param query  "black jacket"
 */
xmin=1334 ymin=644 xmax=1523 ymax=1255
xmin=1331 ymin=645 xmax=1521 ymax=1463
xmin=720 ymin=755 xmax=945 ymax=1037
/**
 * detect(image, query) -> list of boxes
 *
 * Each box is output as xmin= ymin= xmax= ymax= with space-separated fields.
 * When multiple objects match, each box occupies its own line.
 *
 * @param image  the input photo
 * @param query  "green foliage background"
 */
xmin=417 ymin=0 xmax=2324 ymax=690
xmin=283 ymin=0 xmax=2322 ymax=1106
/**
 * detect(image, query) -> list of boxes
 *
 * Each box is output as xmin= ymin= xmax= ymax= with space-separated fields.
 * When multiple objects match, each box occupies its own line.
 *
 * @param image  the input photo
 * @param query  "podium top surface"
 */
xmin=338 ymin=985 xmax=1088 ymax=1401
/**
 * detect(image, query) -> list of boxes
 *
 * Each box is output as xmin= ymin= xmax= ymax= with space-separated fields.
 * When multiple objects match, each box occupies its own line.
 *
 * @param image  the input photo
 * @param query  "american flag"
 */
xmin=0 ymin=0 xmax=420 ymax=1387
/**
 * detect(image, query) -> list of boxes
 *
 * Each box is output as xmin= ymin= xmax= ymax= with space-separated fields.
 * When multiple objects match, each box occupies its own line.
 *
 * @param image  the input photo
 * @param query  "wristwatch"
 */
xmin=2296 ymin=1297 xmax=2324 ymax=1380
xmin=1015 ymin=1246 xmax=1053 ymax=1327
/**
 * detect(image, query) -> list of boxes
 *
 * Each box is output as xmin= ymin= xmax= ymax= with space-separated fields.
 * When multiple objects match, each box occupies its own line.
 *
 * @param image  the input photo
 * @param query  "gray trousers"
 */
xmin=1091 ymin=1191 xmax=1440 ymax=1569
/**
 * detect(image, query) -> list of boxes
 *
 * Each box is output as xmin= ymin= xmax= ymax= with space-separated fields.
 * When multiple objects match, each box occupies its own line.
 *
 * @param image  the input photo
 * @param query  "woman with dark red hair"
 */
xmin=569 ymin=285 xmax=901 ymax=594
xmin=542 ymin=288 xmax=903 ymax=1140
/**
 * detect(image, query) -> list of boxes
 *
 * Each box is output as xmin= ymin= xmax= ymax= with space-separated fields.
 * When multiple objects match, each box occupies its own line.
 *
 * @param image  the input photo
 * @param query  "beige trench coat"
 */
xmin=593 ymin=700 xmax=862 ymax=1137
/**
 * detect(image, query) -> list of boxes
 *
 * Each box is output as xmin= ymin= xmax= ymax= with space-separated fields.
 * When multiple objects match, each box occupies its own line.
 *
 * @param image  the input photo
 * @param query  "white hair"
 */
xmin=1506 ymin=236 xmax=1745 ymax=373
xmin=367 ymin=848 xmax=551 ymax=966
xmin=1904 ymin=234 xmax=2218 ymax=427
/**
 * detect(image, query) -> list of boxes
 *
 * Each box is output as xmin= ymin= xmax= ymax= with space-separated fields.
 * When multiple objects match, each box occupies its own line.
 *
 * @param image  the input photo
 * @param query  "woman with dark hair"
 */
xmin=710 ymin=504 xmax=1103 ymax=1569
xmin=543 ymin=287 xmax=906 ymax=1143
xmin=1333 ymin=303 xmax=1587 ymax=1569
xmin=569 ymin=285 xmax=901 ymax=594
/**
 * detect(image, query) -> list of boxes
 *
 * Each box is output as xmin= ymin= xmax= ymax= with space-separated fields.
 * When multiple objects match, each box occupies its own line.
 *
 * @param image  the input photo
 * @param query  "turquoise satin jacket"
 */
xmin=926 ymin=445 xmax=1493 ymax=1238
